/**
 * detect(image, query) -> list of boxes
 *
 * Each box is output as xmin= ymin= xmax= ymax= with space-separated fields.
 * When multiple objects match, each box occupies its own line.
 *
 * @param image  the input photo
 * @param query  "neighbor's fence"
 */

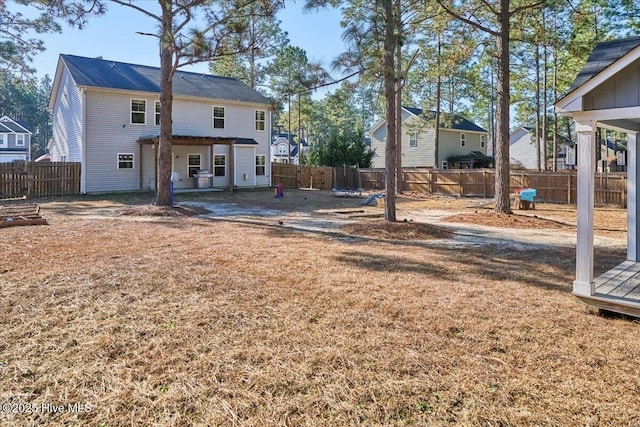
xmin=271 ymin=163 xmax=335 ymax=190
xmin=0 ymin=162 xmax=81 ymax=199
xmin=359 ymin=168 xmax=628 ymax=208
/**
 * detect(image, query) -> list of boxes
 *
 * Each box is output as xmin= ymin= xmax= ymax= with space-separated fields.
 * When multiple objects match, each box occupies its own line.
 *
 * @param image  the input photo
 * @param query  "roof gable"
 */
xmin=59 ymin=54 xmax=270 ymax=105
xmin=0 ymin=116 xmax=31 ymax=133
xmin=567 ymin=36 xmax=640 ymax=94
xmin=556 ymin=36 xmax=640 ymax=112
xmin=404 ymin=107 xmax=488 ymax=133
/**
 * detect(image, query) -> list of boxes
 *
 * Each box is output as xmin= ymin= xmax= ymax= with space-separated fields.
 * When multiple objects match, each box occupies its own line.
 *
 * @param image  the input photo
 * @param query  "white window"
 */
xmin=0 ymin=134 xmax=5 ymax=148
xmin=131 ymin=99 xmax=146 ymax=124
xmin=117 ymin=153 xmax=134 ymax=169
xmin=213 ymin=154 xmax=227 ymax=176
xmin=255 ymin=110 xmax=266 ymax=131
xmin=188 ymin=154 xmax=201 ymax=177
xmin=213 ymin=106 xmax=225 ymax=129
xmin=155 ymin=101 xmax=161 ymax=126
xmin=481 ymin=134 xmax=486 ymax=148
xmin=16 ymin=134 xmax=25 ymax=147
xmin=277 ymin=144 xmax=288 ymax=155
xmin=460 ymin=133 xmax=466 ymax=147
xmin=409 ymin=132 xmax=418 ymax=147
xmin=214 ymin=154 xmax=226 ymax=177
xmin=256 ymin=155 xmax=266 ymax=176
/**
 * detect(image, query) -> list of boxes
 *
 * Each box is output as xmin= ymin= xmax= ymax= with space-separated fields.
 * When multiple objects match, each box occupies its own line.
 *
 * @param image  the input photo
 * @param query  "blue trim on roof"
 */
xmin=404 ymin=106 xmax=488 ymax=133
xmin=60 ymin=54 xmax=271 ymax=105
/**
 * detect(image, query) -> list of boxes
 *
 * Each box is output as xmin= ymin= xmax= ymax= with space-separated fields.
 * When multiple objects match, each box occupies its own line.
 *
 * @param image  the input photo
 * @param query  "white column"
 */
xmin=574 ymin=120 xmax=596 ymax=296
xmin=628 ymin=132 xmax=640 ymax=261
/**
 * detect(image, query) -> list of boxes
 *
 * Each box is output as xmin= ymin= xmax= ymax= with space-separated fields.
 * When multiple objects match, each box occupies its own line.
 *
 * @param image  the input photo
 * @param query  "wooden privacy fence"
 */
xmin=271 ymin=163 xmax=335 ymax=190
xmin=0 ymin=162 xmax=81 ymax=199
xmin=359 ymin=168 xmax=628 ymax=208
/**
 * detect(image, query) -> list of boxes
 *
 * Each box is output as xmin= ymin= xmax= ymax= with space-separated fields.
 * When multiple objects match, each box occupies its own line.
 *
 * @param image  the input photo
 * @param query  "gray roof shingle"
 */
xmin=405 ymin=107 xmax=487 ymax=133
xmin=60 ymin=54 xmax=271 ymax=105
xmin=566 ymin=36 xmax=640 ymax=94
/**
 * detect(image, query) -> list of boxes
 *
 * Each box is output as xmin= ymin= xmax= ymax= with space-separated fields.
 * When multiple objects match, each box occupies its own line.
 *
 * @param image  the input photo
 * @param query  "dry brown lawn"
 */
xmin=1 ymin=190 xmax=638 ymax=426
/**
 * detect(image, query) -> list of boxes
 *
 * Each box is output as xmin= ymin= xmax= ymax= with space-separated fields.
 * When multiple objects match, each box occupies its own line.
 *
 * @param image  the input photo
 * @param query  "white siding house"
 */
xmin=0 ymin=116 xmax=32 ymax=162
xmin=506 ymin=127 xmax=542 ymax=169
xmin=270 ymin=133 xmax=308 ymax=165
xmin=370 ymin=107 xmax=488 ymax=169
xmin=49 ymin=54 xmax=272 ymax=193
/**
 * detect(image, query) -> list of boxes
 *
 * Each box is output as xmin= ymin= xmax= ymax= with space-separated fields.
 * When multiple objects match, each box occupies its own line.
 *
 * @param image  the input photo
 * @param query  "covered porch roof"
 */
xmin=555 ymin=35 xmax=640 ymax=317
xmin=137 ymin=135 xmax=258 ymax=193
xmin=138 ymin=135 xmax=258 ymax=146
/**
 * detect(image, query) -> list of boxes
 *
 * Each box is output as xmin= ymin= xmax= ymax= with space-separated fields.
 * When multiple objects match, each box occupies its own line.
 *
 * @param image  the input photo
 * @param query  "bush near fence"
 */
xmin=359 ymin=168 xmax=628 ymax=208
xmin=0 ymin=162 xmax=81 ymax=199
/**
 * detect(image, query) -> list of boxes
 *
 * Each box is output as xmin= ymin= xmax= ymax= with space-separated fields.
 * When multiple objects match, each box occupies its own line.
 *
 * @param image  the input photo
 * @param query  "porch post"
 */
xmin=628 ymin=132 xmax=640 ymax=261
xmin=228 ymin=144 xmax=235 ymax=191
xmin=574 ymin=120 xmax=596 ymax=296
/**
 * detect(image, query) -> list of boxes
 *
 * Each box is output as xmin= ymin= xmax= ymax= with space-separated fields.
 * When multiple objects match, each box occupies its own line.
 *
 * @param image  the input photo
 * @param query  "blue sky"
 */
xmin=26 ymin=1 xmax=346 ymax=82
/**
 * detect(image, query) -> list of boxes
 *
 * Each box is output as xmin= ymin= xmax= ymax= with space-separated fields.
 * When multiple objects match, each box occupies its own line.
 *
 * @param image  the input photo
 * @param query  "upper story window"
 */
xmin=480 ymin=134 xmax=486 ymax=148
xmin=255 ymin=110 xmax=266 ymax=131
xmin=131 ymin=99 xmax=146 ymax=124
xmin=16 ymin=134 xmax=25 ymax=146
xmin=277 ymin=144 xmax=288 ymax=155
xmin=409 ymin=132 xmax=418 ymax=147
xmin=155 ymin=101 xmax=161 ymax=126
xmin=213 ymin=106 xmax=225 ymax=129
xmin=460 ymin=133 xmax=466 ymax=147
xmin=0 ymin=134 xmax=5 ymax=147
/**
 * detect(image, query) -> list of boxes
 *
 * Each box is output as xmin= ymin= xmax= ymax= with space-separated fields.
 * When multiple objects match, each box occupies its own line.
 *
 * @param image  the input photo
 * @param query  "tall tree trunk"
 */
xmin=541 ymin=10 xmax=548 ymax=171
xmin=494 ymin=0 xmax=511 ymax=213
xmin=435 ymin=32 xmax=441 ymax=168
xmin=155 ymin=3 xmax=175 ymax=207
xmin=383 ymin=0 xmax=396 ymax=221
xmin=535 ymin=43 xmax=541 ymax=171
xmin=395 ymin=0 xmax=402 ymax=194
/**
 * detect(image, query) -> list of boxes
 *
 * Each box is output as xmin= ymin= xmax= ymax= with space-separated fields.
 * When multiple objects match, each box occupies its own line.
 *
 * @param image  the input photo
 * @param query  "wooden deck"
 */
xmin=575 ymin=261 xmax=640 ymax=317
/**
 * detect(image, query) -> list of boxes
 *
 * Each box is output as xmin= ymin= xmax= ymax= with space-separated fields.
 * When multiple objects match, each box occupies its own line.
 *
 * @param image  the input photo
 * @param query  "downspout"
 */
xmin=268 ymin=107 xmax=272 ymax=187
xmin=81 ymin=87 xmax=87 ymax=194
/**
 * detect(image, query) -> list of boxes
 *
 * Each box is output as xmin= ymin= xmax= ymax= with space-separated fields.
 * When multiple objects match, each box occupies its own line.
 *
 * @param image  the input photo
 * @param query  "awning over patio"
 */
xmin=137 ymin=135 xmax=258 ymax=146
xmin=137 ymin=135 xmax=259 ymax=191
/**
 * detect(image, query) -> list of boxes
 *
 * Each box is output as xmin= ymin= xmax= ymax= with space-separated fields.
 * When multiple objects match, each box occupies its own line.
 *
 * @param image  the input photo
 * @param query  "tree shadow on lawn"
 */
xmin=334 ymin=245 xmax=626 ymax=295
xmin=250 ymin=218 xmax=627 ymax=295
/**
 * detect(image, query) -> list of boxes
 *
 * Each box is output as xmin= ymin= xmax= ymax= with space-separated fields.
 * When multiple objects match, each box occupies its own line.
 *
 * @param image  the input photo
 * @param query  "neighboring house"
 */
xmin=49 ymin=54 xmax=272 ymax=193
xmin=0 ymin=116 xmax=31 ymax=162
xmin=369 ymin=106 xmax=489 ymax=169
xmin=504 ymin=126 xmax=544 ymax=169
xmin=271 ymin=133 xmax=308 ymax=165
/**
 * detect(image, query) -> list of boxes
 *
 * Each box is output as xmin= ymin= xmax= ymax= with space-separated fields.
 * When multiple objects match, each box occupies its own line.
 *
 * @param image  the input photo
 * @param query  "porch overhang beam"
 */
xmin=137 ymin=135 xmax=236 ymax=146
xmin=597 ymin=119 xmax=640 ymax=134
xmin=573 ymin=106 xmax=640 ymax=123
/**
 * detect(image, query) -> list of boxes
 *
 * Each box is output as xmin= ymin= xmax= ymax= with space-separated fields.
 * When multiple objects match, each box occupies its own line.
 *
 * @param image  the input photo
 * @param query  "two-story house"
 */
xmin=370 ymin=106 xmax=488 ymax=169
xmin=48 ymin=54 xmax=272 ymax=193
xmin=0 ymin=116 xmax=31 ymax=162
xmin=271 ymin=133 xmax=308 ymax=165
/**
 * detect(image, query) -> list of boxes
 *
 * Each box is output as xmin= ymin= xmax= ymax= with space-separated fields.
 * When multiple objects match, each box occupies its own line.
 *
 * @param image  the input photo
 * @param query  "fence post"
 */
xmin=459 ymin=170 xmax=463 ymax=196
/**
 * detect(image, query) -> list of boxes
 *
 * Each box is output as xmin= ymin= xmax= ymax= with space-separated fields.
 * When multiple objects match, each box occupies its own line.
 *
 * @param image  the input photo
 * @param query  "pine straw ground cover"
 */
xmin=1 ymin=195 xmax=639 ymax=426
